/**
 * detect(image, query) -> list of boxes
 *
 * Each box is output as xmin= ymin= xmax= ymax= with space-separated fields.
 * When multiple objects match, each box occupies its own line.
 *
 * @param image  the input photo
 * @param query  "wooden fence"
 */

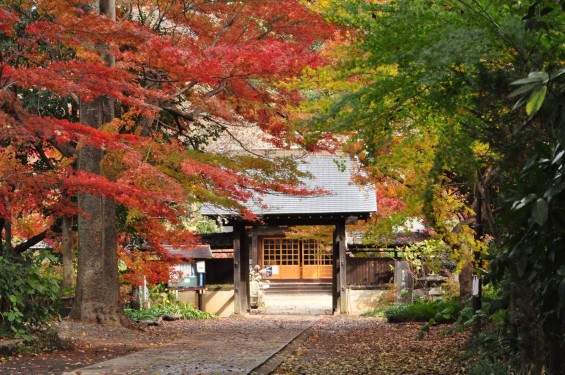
xmin=347 ymin=257 xmax=395 ymax=287
xmin=205 ymin=257 xmax=397 ymax=287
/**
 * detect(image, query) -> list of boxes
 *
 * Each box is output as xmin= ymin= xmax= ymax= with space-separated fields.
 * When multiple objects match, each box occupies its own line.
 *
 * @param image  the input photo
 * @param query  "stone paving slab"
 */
xmin=63 ymin=316 xmax=319 ymax=375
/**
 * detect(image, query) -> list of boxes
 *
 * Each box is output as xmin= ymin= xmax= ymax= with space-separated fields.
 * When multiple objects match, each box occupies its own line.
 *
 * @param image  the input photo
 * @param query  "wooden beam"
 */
xmin=232 ymin=222 xmax=249 ymax=315
xmin=233 ymin=223 xmax=242 ymax=315
xmin=241 ymin=226 xmax=250 ymax=313
xmin=211 ymin=213 xmax=373 ymax=227
xmin=332 ymin=228 xmax=338 ymax=314
xmin=251 ymin=228 xmax=258 ymax=268
xmin=335 ymin=219 xmax=348 ymax=314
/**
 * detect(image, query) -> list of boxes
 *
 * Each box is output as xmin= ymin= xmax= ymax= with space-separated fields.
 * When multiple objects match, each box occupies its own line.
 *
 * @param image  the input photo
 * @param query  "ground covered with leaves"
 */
xmin=273 ymin=318 xmax=472 ymax=375
xmin=0 ymin=317 xmax=472 ymax=374
xmin=0 ymin=320 xmax=196 ymax=374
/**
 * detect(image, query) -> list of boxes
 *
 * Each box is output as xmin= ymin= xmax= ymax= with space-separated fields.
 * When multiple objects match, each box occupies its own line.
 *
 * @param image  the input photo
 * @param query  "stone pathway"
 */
xmin=63 ymin=316 xmax=319 ymax=375
xmin=257 ymin=292 xmax=333 ymax=316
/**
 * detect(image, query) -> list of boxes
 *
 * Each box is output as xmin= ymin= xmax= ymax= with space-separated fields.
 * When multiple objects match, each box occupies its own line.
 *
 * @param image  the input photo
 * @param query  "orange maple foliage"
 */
xmin=0 ymin=0 xmax=335 ymax=283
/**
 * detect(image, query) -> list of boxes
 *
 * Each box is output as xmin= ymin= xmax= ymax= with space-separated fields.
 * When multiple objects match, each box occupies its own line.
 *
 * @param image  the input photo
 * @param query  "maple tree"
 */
xmin=0 ymin=0 xmax=335 ymax=325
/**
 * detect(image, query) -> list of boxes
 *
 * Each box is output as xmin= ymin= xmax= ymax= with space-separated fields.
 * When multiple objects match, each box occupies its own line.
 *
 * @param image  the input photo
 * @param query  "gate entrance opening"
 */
xmin=262 ymin=238 xmax=332 ymax=280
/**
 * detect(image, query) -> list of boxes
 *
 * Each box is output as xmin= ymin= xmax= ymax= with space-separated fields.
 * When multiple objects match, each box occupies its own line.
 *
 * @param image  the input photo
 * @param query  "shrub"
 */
xmin=124 ymin=302 xmax=216 ymax=321
xmin=0 ymin=254 xmax=61 ymax=339
xmin=384 ymin=300 xmax=462 ymax=323
xmin=465 ymin=358 xmax=520 ymax=375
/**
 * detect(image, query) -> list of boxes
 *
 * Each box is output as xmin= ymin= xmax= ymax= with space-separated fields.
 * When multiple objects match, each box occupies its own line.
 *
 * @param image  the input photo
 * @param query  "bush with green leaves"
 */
xmin=0 ymin=254 xmax=61 ymax=339
xmin=124 ymin=302 xmax=216 ymax=321
xmin=384 ymin=300 xmax=462 ymax=324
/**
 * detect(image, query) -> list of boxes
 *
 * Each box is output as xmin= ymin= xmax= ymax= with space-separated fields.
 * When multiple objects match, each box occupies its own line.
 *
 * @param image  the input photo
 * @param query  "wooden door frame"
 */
xmin=233 ymin=217 xmax=349 ymax=315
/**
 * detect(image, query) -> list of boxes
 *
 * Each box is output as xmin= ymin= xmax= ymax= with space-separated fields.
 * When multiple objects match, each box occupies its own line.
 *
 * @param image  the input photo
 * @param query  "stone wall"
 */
xmin=178 ymin=287 xmax=235 ymax=318
xmin=347 ymin=288 xmax=385 ymax=315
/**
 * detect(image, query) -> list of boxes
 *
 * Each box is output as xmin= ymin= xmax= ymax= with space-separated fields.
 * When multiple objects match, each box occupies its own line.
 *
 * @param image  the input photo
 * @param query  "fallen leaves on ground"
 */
xmin=273 ymin=317 xmax=472 ymax=375
xmin=0 ymin=316 xmax=473 ymax=375
xmin=0 ymin=319 xmax=201 ymax=375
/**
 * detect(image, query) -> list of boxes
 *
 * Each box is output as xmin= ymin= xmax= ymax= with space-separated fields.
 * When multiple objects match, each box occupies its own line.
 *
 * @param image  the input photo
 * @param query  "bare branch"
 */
xmin=13 ymin=229 xmax=48 ymax=254
xmin=205 ymin=79 xmax=228 ymax=97
xmin=34 ymin=144 xmax=57 ymax=169
xmin=162 ymin=105 xmax=199 ymax=121
xmin=166 ymin=82 xmax=197 ymax=100
xmin=48 ymin=137 xmax=77 ymax=158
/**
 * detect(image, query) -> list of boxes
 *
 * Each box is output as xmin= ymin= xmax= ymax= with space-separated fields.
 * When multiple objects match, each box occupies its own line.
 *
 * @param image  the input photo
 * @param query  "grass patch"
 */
xmin=384 ymin=300 xmax=462 ymax=323
xmin=361 ymin=301 xmax=393 ymax=318
xmin=361 ymin=307 xmax=388 ymax=318
xmin=124 ymin=302 xmax=216 ymax=321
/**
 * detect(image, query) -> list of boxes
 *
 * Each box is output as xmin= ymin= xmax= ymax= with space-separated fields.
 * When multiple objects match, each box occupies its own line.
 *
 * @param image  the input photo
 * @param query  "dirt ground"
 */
xmin=0 ymin=317 xmax=472 ymax=375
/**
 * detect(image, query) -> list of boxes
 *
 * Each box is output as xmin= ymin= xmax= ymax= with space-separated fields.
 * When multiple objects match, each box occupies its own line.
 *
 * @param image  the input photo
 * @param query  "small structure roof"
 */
xmin=202 ymin=153 xmax=376 ymax=222
xmin=163 ymin=244 xmax=213 ymax=260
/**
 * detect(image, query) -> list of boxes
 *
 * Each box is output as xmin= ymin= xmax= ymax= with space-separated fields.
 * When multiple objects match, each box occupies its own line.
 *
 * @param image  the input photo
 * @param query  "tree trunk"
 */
xmin=70 ymin=0 xmax=128 ymax=325
xmin=61 ymin=215 xmax=74 ymax=291
xmin=70 ymin=96 xmax=127 ymax=324
xmin=458 ymin=261 xmax=473 ymax=301
xmin=2 ymin=197 xmax=12 ymax=256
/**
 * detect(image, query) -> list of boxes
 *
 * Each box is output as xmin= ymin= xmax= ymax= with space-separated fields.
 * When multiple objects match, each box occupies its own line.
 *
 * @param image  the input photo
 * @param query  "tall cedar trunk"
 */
xmin=70 ymin=96 xmax=125 ymax=324
xmin=61 ymin=215 xmax=74 ymax=290
xmin=70 ymin=0 xmax=127 ymax=325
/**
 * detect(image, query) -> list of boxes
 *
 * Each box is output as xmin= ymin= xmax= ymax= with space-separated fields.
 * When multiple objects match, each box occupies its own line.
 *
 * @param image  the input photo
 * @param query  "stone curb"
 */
xmin=249 ymin=318 xmax=316 ymax=375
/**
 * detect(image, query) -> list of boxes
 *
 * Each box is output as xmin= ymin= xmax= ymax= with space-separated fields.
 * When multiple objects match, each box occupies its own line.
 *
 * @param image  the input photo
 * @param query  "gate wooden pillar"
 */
xmin=233 ymin=222 xmax=249 ymax=315
xmin=332 ymin=218 xmax=348 ymax=314
xmin=250 ymin=227 xmax=258 ymax=268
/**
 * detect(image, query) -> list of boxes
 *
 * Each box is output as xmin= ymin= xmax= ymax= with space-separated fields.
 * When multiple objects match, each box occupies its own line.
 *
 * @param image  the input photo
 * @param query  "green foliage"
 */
xmin=0 ymin=254 xmax=61 ymax=339
xmin=304 ymin=0 xmax=534 ymax=250
xmin=124 ymin=302 xmax=216 ymax=321
xmin=451 ymin=303 xmax=522 ymax=374
xmin=361 ymin=307 xmax=388 ymax=319
xmin=384 ymin=300 xmax=462 ymax=324
xmin=147 ymin=284 xmax=176 ymax=306
xmin=194 ymin=216 xmax=221 ymax=234
xmin=465 ymin=358 xmax=520 ymax=375
xmin=403 ymin=239 xmax=454 ymax=276
xmin=485 ymin=4 xmax=565 ymax=372
xmin=308 ymin=0 xmax=564 ymax=371
xmin=126 ymin=284 xmax=215 ymax=321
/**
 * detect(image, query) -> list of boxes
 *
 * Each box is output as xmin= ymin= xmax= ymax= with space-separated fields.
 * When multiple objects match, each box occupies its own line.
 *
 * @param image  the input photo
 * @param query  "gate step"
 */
xmin=265 ymin=282 xmax=332 ymax=294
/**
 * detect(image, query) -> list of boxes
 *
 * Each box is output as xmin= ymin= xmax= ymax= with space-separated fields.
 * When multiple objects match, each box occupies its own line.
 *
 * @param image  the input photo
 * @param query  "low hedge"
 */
xmin=124 ymin=302 xmax=216 ymax=321
xmin=384 ymin=300 xmax=462 ymax=323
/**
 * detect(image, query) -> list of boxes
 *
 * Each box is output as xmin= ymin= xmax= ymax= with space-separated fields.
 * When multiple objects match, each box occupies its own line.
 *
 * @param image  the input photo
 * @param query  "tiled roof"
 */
xmin=164 ymin=244 xmax=213 ymax=259
xmin=203 ymin=153 xmax=376 ymax=217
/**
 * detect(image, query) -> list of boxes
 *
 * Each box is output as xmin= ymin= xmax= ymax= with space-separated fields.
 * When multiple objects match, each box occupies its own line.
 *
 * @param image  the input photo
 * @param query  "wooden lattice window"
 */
xmin=302 ymin=239 xmax=332 ymax=266
xmin=263 ymin=238 xmax=299 ymax=265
